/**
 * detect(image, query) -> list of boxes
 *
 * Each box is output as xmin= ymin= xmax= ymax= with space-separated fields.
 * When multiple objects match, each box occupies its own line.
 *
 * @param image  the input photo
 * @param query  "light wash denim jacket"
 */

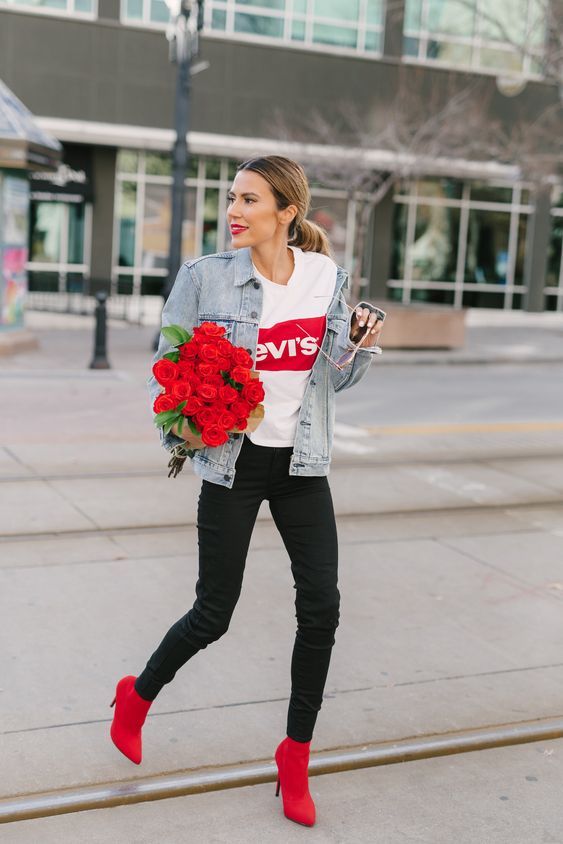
xmin=148 ymin=246 xmax=380 ymax=488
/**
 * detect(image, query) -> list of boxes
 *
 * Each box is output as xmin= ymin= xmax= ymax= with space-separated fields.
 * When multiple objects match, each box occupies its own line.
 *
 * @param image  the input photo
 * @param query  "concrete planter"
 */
xmin=376 ymin=302 xmax=466 ymax=349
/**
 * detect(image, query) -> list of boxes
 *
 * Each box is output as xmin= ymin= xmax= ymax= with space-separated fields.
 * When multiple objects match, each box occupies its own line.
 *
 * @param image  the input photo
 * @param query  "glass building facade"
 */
xmin=0 ymin=0 xmax=95 ymax=15
xmin=113 ymin=149 xmax=357 ymax=298
xmin=391 ymin=178 xmax=532 ymax=309
xmin=122 ymin=0 xmax=386 ymax=55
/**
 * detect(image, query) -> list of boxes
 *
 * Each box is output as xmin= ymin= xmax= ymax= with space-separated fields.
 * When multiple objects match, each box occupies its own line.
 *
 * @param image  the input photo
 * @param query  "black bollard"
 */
xmin=89 ymin=291 xmax=111 ymax=370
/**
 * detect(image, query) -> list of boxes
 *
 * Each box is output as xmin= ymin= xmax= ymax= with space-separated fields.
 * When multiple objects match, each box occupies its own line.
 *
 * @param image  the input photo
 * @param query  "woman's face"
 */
xmin=227 ymin=169 xmax=296 ymax=249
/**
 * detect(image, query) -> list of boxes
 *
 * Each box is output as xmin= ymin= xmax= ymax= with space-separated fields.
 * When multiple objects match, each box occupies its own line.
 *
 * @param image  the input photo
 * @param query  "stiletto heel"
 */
xmin=275 ymin=776 xmax=280 ymax=797
xmin=109 ymin=675 xmax=153 ymax=765
xmin=110 ymin=697 xmax=116 ymax=708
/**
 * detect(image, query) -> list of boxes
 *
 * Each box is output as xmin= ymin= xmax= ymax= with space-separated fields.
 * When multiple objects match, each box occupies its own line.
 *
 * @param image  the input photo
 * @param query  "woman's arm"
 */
xmin=148 ymin=262 xmax=202 ymax=451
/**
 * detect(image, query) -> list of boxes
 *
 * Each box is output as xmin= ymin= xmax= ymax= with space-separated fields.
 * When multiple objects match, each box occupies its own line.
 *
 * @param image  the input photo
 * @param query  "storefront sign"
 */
xmin=30 ymin=144 xmax=93 ymax=203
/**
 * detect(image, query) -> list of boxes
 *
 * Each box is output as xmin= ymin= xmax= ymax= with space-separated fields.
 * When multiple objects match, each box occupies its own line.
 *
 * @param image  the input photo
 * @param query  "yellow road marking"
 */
xmin=364 ymin=421 xmax=563 ymax=436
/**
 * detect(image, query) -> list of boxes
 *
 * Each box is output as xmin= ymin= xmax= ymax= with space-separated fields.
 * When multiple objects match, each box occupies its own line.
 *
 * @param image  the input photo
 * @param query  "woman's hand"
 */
xmin=350 ymin=305 xmax=384 ymax=348
xmin=171 ymin=422 xmax=206 ymax=449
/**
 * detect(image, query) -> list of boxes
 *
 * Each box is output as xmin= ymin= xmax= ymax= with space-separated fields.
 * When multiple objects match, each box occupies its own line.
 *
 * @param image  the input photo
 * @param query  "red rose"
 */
xmin=177 ymin=360 xmax=196 ymax=379
xmin=171 ymin=381 xmax=192 ymax=402
xmin=201 ymin=424 xmax=229 ymax=447
xmin=234 ymin=417 xmax=249 ymax=431
xmin=230 ymin=398 xmax=252 ymax=419
xmin=216 ymin=356 xmax=231 ymax=370
xmin=216 ymin=409 xmax=236 ymax=430
xmin=230 ymin=365 xmax=252 ymax=385
xmin=217 ymin=339 xmax=233 ymax=357
xmin=197 ymin=383 xmax=218 ymax=402
xmin=153 ymin=394 xmax=176 ymax=413
xmin=204 ymin=373 xmax=224 ymax=388
xmin=153 ymin=359 xmax=178 ymax=386
xmin=181 ymin=395 xmax=203 ymax=416
xmin=219 ymin=384 xmax=238 ymax=404
xmin=197 ymin=361 xmax=217 ymax=378
xmin=194 ymin=407 xmax=218 ymax=429
xmin=185 ymin=372 xmax=201 ymax=390
xmin=179 ymin=342 xmax=198 ymax=361
xmin=242 ymin=380 xmax=265 ymax=406
xmin=199 ymin=321 xmax=227 ymax=337
xmin=232 ymin=347 xmax=253 ymax=367
xmin=199 ymin=342 xmax=220 ymax=363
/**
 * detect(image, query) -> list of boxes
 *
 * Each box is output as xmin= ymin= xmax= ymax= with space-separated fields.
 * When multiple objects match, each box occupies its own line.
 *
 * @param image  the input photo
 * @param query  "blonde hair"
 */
xmin=236 ymin=155 xmax=332 ymax=257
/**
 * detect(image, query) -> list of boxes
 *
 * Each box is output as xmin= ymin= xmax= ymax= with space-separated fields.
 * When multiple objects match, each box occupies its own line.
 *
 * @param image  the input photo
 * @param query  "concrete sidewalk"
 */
xmin=2 ymin=504 xmax=563 ymax=802
xmin=4 ymin=739 xmax=563 ymax=843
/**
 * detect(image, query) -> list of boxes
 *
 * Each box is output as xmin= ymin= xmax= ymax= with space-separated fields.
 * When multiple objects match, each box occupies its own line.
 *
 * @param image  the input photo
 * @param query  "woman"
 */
xmin=110 ymin=155 xmax=383 ymax=827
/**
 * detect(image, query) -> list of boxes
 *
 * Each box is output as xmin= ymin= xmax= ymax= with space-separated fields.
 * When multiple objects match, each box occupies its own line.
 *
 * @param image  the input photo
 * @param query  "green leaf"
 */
xmin=188 ymin=419 xmax=200 ymax=436
xmin=163 ymin=351 xmax=180 ymax=362
xmin=155 ymin=409 xmax=182 ymax=428
xmin=163 ymin=416 xmax=181 ymax=435
xmin=162 ymin=325 xmax=191 ymax=347
xmin=176 ymin=416 xmax=184 ymax=436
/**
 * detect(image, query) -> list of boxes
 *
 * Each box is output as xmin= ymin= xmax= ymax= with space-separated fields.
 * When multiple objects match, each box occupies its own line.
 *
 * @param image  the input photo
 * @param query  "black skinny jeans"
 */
xmin=135 ymin=434 xmax=340 ymax=743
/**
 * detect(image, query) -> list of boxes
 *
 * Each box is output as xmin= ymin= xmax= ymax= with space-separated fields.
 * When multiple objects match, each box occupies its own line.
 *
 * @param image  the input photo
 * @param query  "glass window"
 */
xmin=212 ymin=8 xmax=227 ymax=29
xmin=470 ymin=183 xmax=513 ymax=203
xmin=30 ymin=203 xmax=63 ymax=264
xmin=513 ymin=215 xmax=528 ymax=285
xmin=124 ymin=0 xmax=142 ymax=19
xmin=117 ymin=182 xmax=137 ymax=268
xmin=404 ymin=0 xmax=422 ymax=31
xmin=427 ymin=0 xmax=473 ymax=37
xmin=205 ymin=158 xmax=222 ymax=180
xmin=391 ymin=202 xmax=408 ymax=279
xmin=417 ymin=178 xmax=463 ymax=200
xmin=202 ymin=188 xmax=220 ymax=255
xmin=4 ymin=0 xmax=94 ymax=13
xmin=182 ymin=187 xmax=197 ymax=259
xmin=142 ymin=183 xmax=171 ymax=270
xmin=366 ymin=0 xmax=382 ymax=26
xmin=410 ymin=204 xmax=460 ymax=282
xmin=200 ymin=0 xmax=382 ymax=56
xmin=68 ymin=203 xmax=85 ymax=265
xmin=546 ymin=217 xmax=563 ymax=288
xmin=314 ymin=0 xmax=359 ymax=20
xmin=404 ymin=0 xmax=545 ymax=75
xmin=465 ymin=209 xmax=511 ymax=284
xmin=391 ymin=178 xmax=532 ymax=310
xmin=309 ymin=196 xmax=348 ymax=265
xmin=313 ymin=23 xmax=357 ymax=48
xmin=117 ymin=150 xmax=139 ymax=174
xmin=146 ymin=152 xmax=172 ymax=177
xmin=150 ymin=0 xmax=169 ymax=23
xmin=234 ymin=13 xmax=284 ymax=37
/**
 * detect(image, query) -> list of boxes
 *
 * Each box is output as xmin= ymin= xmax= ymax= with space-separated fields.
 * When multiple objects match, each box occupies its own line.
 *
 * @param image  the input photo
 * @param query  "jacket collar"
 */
xmin=234 ymin=247 xmax=255 ymax=287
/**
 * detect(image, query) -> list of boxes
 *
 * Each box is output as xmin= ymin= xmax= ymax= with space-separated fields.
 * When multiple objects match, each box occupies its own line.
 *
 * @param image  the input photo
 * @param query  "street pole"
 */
xmin=153 ymin=0 xmax=205 ymax=349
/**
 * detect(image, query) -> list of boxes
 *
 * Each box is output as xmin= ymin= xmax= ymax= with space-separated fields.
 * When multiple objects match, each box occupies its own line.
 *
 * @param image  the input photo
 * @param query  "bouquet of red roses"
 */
xmin=152 ymin=321 xmax=265 ymax=450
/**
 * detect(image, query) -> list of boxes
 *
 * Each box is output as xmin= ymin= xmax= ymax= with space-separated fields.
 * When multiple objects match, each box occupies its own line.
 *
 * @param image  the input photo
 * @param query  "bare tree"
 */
xmin=270 ymin=69 xmax=528 ymax=298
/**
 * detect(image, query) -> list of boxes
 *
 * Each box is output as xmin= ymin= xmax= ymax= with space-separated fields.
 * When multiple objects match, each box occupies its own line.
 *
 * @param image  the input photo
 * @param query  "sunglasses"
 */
xmin=296 ymin=293 xmax=385 ymax=371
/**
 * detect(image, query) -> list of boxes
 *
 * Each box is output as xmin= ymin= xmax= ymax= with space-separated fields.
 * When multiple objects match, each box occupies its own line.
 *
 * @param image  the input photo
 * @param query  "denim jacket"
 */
xmin=148 ymin=246 xmax=380 ymax=488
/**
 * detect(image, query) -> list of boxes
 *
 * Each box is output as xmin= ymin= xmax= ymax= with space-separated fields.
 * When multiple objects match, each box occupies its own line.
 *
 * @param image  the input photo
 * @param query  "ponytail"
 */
xmin=289 ymin=218 xmax=332 ymax=257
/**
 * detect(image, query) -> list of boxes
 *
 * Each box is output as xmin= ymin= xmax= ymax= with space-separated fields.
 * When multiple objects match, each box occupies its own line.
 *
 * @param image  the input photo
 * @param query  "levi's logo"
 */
xmin=255 ymin=315 xmax=326 ymax=371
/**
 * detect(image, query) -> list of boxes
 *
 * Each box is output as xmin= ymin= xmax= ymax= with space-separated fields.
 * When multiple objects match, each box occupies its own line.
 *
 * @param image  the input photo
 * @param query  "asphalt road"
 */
xmin=337 ymin=362 xmax=563 ymax=427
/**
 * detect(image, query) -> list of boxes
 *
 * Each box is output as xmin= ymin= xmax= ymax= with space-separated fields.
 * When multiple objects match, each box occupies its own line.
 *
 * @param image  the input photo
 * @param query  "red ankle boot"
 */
xmin=274 ymin=736 xmax=316 ymax=827
xmin=110 ymin=675 xmax=152 ymax=765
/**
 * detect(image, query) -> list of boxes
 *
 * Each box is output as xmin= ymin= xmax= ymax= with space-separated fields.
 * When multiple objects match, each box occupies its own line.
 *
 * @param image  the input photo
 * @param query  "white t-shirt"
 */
xmin=247 ymin=245 xmax=337 ymax=447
